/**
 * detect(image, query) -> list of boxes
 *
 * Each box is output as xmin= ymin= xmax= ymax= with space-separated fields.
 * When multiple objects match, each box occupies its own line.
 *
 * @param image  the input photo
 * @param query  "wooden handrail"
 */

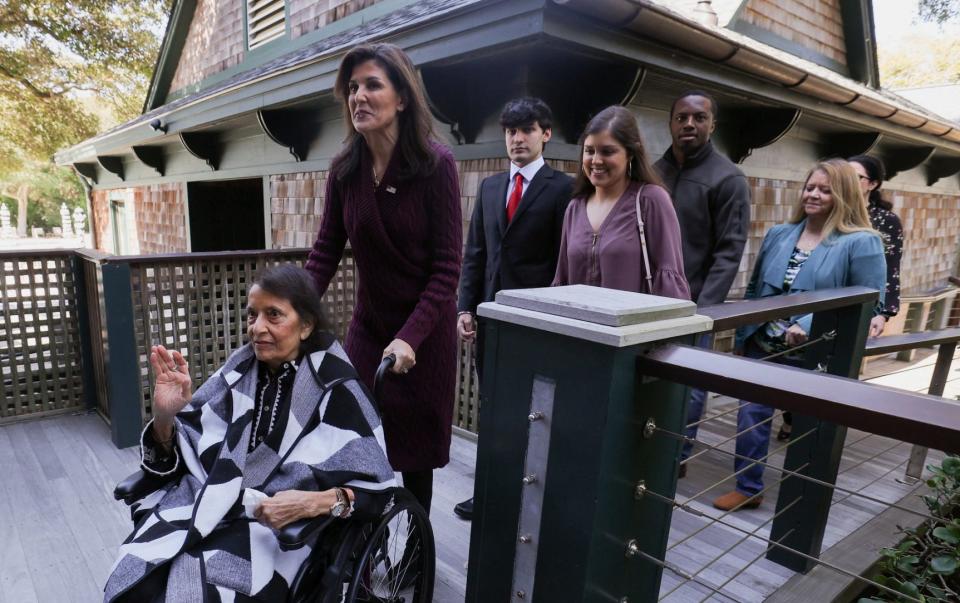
xmin=74 ymin=248 xmax=112 ymax=263
xmin=864 ymin=328 xmax=960 ymax=356
xmin=0 ymin=248 xmax=83 ymax=259
xmin=638 ymin=343 xmax=960 ymax=454
xmin=698 ymin=287 xmax=878 ymax=332
xmin=101 ymin=247 xmax=314 ymax=264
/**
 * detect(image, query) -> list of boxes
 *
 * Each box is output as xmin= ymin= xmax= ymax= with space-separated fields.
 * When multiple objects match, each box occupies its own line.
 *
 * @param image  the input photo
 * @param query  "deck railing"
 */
xmin=634 ymin=287 xmax=960 ymax=600
xmin=0 ymin=250 xmax=86 ymax=422
xmin=67 ymin=248 xmax=480 ymax=446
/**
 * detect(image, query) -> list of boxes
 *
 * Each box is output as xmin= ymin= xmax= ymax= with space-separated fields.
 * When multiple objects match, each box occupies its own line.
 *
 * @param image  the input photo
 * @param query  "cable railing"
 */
xmin=635 ymin=287 xmax=960 ymax=602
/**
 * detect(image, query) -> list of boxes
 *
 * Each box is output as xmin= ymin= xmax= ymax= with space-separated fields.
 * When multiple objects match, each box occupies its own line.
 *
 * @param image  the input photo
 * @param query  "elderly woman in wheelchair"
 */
xmin=105 ymin=265 xmax=434 ymax=603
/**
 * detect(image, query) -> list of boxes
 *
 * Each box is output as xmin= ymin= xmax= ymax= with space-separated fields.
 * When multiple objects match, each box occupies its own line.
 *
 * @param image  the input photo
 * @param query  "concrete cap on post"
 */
xmin=477 ymin=285 xmax=713 ymax=348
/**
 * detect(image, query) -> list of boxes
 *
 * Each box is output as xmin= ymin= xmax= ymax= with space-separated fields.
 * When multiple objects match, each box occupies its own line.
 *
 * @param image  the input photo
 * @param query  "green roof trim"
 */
xmin=144 ymin=0 xmax=197 ymax=113
xmin=162 ymin=0 xmax=421 ymax=106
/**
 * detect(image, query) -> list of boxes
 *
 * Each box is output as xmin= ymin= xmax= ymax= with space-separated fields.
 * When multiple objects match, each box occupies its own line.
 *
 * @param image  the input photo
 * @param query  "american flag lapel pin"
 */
xmin=386 ymin=185 xmax=397 ymax=194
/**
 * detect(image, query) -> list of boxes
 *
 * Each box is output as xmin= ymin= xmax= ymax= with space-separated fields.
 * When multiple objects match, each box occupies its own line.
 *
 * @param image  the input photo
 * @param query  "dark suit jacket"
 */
xmin=458 ymin=163 xmax=573 ymax=313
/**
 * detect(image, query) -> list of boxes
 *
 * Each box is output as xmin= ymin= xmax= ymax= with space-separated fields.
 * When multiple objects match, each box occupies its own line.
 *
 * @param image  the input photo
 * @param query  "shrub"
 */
xmin=859 ymin=456 xmax=960 ymax=602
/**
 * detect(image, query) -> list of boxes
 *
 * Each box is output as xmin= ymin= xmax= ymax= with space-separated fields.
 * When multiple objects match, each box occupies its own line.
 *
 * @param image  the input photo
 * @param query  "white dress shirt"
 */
xmin=505 ymin=156 xmax=546 ymax=207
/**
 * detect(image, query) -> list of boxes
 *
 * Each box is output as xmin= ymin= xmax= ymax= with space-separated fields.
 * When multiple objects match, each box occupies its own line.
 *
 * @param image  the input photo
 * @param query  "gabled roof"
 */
xmin=647 ymin=0 xmax=881 ymax=87
xmin=56 ymin=0 xmax=960 ymax=169
xmin=56 ymin=0 xmax=483 ymax=164
xmin=143 ymin=0 xmax=197 ymax=113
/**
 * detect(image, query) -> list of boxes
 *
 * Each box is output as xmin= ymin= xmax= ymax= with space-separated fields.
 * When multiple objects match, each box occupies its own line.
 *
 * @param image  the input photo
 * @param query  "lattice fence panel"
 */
xmin=125 ymin=250 xmax=365 ymax=422
xmin=120 ymin=247 xmax=481 ymax=433
xmin=454 ymin=338 xmax=481 ymax=433
xmin=0 ymin=253 xmax=84 ymax=421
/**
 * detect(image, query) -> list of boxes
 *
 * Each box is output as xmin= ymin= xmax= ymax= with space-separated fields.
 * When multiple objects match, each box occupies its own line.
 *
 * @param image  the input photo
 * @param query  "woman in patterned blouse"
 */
xmin=848 ymin=155 xmax=903 ymax=337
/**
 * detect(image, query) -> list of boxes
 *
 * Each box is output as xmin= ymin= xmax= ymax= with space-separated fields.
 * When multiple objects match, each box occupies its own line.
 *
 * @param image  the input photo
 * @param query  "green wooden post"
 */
xmin=101 ymin=261 xmax=144 ymax=448
xmin=767 ymin=297 xmax=875 ymax=571
xmin=465 ymin=286 xmax=711 ymax=603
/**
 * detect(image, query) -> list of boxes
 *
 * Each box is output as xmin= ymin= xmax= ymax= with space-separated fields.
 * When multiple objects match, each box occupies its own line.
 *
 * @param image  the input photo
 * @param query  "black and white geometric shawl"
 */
xmin=104 ymin=336 xmax=396 ymax=602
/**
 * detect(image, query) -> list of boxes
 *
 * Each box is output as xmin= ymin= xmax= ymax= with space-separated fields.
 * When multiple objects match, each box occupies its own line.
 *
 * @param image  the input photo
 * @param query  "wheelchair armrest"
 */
xmin=114 ymin=469 xmax=173 ymax=504
xmin=277 ymin=514 xmax=338 ymax=550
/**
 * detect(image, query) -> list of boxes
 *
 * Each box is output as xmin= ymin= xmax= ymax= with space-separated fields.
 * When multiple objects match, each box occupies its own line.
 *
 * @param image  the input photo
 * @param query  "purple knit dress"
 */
xmin=305 ymin=141 xmax=462 ymax=471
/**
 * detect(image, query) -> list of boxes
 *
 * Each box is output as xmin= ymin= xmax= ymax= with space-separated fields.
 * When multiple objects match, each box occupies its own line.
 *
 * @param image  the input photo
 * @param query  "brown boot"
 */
xmin=712 ymin=491 xmax=763 ymax=511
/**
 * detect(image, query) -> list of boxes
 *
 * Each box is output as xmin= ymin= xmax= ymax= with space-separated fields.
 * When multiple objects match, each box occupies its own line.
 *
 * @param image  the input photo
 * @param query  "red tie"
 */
xmin=507 ymin=172 xmax=523 ymax=222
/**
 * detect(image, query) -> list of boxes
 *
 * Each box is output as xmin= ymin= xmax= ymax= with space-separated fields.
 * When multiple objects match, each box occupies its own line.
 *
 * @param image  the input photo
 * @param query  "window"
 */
xmin=247 ymin=0 xmax=286 ymax=50
xmin=110 ymin=199 xmax=130 ymax=255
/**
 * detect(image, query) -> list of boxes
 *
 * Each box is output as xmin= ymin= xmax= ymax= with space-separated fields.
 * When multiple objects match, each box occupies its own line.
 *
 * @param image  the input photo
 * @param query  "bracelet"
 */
xmin=457 ymin=311 xmax=473 ymax=317
xmin=332 ymin=487 xmax=353 ymax=518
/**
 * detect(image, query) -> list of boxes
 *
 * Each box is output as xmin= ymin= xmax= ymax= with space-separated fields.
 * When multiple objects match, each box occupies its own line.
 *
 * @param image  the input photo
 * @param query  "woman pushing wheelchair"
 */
xmin=104 ymin=265 xmax=396 ymax=602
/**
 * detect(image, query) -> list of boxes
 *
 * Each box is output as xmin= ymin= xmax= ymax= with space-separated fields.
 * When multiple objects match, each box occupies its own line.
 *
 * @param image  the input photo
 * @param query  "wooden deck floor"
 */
xmin=0 ymin=346 xmax=954 ymax=603
xmin=0 ymin=412 xmax=475 ymax=603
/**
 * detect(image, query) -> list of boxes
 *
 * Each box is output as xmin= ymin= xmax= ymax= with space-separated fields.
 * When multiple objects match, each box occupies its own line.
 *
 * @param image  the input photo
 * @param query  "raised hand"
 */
xmin=149 ymin=345 xmax=193 ymax=422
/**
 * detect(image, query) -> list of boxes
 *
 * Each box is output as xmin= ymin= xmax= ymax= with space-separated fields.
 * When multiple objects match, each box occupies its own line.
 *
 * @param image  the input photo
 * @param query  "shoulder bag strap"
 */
xmin=635 ymin=184 xmax=654 ymax=293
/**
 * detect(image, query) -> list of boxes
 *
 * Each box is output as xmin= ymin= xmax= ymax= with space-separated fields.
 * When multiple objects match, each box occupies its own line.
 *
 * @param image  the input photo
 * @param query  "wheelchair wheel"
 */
xmin=344 ymin=489 xmax=435 ymax=603
xmin=289 ymin=521 xmax=365 ymax=603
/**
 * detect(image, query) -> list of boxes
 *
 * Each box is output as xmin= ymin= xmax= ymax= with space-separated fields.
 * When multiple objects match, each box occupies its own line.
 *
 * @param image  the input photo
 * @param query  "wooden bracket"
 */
xmin=73 ymin=162 xmax=98 ymax=184
xmin=924 ymin=152 xmax=960 ymax=186
xmin=420 ymin=49 xmax=645 ymax=145
xmin=815 ymin=131 xmax=882 ymax=160
xmin=717 ymin=107 xmax=801 ymax=164
xmin=257 ymin=108 xmax=321 ymax=162
xmin=179 ymin=131 xmax=221 ymax=171
xmin=535 ymin=63 xmax=647 ymax=144
xmin=132 ymin=145 xmax=165 ymax=177
xmin=879 ymin=144 xmax=935 ymax=180
xmin=97 ymin=156 xmax=125 ymax=181
xmin=618 ymin=66 xmax=647 ymax=107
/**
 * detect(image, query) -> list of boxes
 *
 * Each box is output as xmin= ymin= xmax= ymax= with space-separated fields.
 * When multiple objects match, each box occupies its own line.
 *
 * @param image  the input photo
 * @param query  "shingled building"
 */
xmin=55 ymin=0 xmax=960 ymax=304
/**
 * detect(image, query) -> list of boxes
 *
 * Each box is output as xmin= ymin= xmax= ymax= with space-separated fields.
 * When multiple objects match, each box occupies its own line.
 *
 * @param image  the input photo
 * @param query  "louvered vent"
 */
xmin=247 ymin=0 xmax=286 ymax=50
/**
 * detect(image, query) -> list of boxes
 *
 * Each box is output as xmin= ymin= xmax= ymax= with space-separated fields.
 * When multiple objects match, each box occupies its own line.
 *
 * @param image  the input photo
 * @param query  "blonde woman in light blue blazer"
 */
xmin=713 ymin=158 xmax=885 ymax=512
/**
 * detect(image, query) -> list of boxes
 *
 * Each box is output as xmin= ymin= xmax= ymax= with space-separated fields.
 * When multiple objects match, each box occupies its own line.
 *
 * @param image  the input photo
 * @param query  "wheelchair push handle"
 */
xmin=374 ymin=353 xmax=396 ymax=400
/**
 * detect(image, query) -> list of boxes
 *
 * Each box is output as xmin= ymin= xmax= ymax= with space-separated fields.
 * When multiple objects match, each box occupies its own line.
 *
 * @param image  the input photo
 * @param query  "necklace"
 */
xmin=372 ymin=165 xmax=381 ymax=188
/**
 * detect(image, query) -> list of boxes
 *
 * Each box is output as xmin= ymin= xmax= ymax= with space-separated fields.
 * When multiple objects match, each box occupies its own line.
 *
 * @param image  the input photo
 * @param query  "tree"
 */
xmin=918 ymin=0 xmax=960 ymax=24
xmin=0 ymin=0 xmax=169 ymax=234
xmin=879 ymin=33 xmax=960 ymax=89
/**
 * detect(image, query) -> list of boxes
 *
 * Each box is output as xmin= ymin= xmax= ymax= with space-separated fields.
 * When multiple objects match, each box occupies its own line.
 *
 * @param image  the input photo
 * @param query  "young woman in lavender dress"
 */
xmin=552 ymin=105 xmax=689 ymax=300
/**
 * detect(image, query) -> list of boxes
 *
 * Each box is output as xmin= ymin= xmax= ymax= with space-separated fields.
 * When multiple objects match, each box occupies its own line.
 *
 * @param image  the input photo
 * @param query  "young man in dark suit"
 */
xmin=454 ymin=97 xmax=573 ymax=520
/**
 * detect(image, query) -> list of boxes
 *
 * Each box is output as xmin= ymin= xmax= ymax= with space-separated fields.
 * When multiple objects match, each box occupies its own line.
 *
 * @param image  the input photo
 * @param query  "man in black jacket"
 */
xmin=654 ymin=91 xmax=751 ymax=476
xmin=454 ymin=97 xmax=573 ymax=519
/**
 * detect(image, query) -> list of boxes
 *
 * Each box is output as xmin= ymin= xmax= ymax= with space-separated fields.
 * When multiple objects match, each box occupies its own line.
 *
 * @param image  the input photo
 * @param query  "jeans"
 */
xmin=681 ymin=333 xmax=714 ymax=460
xmin=733 ymin=339 xmax=802 ymax=496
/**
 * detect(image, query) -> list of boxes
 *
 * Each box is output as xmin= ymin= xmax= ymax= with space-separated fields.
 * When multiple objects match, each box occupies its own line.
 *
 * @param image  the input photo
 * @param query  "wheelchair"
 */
xmin=113 ymin=355 xmax=436 ymax=603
